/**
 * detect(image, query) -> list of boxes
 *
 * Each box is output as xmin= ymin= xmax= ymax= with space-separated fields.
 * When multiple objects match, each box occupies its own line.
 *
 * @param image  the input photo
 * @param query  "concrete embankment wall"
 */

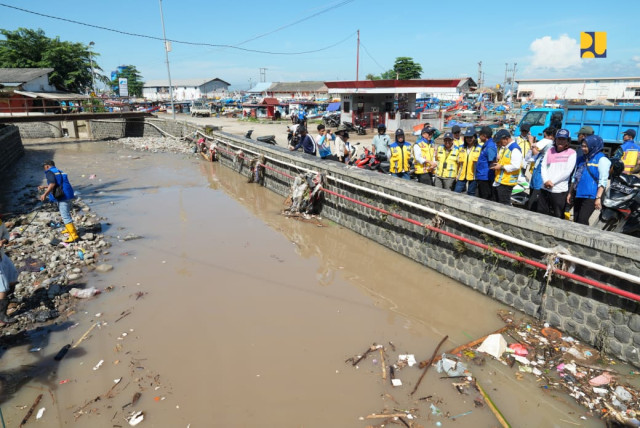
xmin=13 ymin=121 xmax=64 ymax=139
xmin=0 ymin=125 xmax=25 ymax=175
xmin=208 ymin=130 xmax=640 ymax=366
xmin=88 ymin=118 xmax=200 ymax=140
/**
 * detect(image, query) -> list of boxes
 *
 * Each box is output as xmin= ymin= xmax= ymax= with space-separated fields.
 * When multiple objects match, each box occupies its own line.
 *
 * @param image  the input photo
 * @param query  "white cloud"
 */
xmin=528 ymin=34 xmax=581 ymax=71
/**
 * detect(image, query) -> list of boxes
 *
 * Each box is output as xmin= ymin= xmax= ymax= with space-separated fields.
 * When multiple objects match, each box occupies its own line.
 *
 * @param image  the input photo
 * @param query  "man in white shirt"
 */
xmin=490 ymin=129 xmax=523 ymax=205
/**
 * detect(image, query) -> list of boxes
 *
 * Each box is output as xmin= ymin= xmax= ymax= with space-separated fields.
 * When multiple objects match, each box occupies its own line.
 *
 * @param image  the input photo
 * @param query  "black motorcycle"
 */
xmin=323 ymin=112 xmax=341 ymax=127
xmin=245 ymin=129 xmax=277 ymax=145
xmin=341 ymin=121 xmax=366 ymax=136
xmin=595 ymin=167 xmax=640 ymax=236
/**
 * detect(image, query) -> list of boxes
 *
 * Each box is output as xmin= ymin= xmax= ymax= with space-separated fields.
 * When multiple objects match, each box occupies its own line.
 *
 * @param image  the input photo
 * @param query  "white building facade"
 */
xmin=143 ymin=78 xmax=230 ymax=101
xmin=516 ymin=77 xmax=640 ymax=102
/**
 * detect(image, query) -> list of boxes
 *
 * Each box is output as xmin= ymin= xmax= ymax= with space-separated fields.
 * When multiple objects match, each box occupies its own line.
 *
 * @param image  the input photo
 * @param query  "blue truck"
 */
xmin=516 ymin=105 xmax=640 ymax=154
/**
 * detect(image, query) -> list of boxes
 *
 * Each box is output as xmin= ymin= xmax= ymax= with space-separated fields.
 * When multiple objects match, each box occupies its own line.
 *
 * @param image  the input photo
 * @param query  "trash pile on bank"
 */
xmin=348 ymin=310 xmax=640 ymax=427
xmin=111 ymin=137 xmax=193 ymax=155
xmin=2 ymin=194 xmax=111 ymax=332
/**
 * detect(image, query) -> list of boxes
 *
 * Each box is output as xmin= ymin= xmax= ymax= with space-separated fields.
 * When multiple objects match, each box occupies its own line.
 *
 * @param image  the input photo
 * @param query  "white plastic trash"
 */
xmin=436 ymin=354 xmax=467 ymax=377
xmin=615 ymin=386 xmax=632 ymax=402
xmin=398 ymin=355 xmax=417 ymax=367
xmin=128 ymin=411 xmax=144 ymax=426
xmin=69 ymin=287 xmax=100 ymax=299
xmin=477 ymin=334 xmax=508 ymax=359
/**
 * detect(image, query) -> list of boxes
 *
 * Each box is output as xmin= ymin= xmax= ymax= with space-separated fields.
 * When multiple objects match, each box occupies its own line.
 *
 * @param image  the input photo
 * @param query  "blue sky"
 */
xmin=1 ymin=0 xmax=639 ymax=90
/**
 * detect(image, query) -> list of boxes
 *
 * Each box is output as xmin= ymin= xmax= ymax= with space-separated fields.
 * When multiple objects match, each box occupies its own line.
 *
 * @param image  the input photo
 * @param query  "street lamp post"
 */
xmin=158 ymin=0 xmax=176 ymax=120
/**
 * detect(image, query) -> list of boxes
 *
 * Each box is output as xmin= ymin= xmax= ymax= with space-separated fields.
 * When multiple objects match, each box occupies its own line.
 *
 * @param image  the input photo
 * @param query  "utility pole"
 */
xmin=511 ymin=63 xmax=518 ymax=101
xmin=88 ymin=42 xmax=96 ymax=97
xmin=477 ymin=61 xmax=483 ymax=88
xmin=158 ymin=0 xmax=175 ymax=120
xmin=259 ymin=68 xmax=267 ymax=83
xmin=356 ymin=29 xmax=360 ymax=82
xmin=503 ymin=63 xmax=509 ymax=100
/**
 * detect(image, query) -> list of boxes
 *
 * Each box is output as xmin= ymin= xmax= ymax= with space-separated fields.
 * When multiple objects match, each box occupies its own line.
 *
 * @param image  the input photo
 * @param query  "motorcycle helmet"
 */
xmin=395 ymin=129 xmax=405 ymax=140
xmin=377 ymin=124 xmax=386 ymax=132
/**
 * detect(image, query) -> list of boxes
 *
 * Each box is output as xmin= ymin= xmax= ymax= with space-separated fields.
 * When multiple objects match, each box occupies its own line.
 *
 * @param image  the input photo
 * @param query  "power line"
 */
xmin=360 ymin=42 xmax=387 ymax=72
xmin=236 ymin=0 xmax=355 ymax=46
xmin=0 ymin=3 xmax=356 ymax=56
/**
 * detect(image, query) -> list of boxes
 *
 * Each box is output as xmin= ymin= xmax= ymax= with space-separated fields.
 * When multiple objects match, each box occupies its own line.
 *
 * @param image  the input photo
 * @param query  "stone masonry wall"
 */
xmin=209 ymin=130 xmax=640 ymax=366
xmin=0 ymin=126 xmax=25 ymax=176
xmin=13 ymin=121 xmax=63 ymax=139
xmin=88 ymin=118 xmax=199 ymax=140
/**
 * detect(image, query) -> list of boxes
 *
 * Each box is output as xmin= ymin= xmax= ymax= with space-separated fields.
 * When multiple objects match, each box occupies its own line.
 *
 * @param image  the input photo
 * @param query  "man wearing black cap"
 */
xmin=289 ymin=126 xmax=316 ymax=156
xmin=389 ymin=129 xmax=412 ymax=179
xmin=612 ymin=129 xmax=640 ymax=175
xmin=451 ymin=125 xmax=463 ymax=147
xmin=475 ymin=126 xmax=497 ymax=200
xmin=490 ymin=129 xmax=522 ymax=205
xmin=38 ymin=160 xmax=79 ymax=242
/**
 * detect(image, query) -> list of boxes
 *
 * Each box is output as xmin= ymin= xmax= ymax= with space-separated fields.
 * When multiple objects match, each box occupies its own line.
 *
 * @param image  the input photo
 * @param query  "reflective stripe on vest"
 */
xmin=494 ymin=142 xmax=521 ymax=186
xmin=517 ymin=136 xmax=531 ymax=169
xmin=622 ymin=149 xmax=639 ymax=174
xmin=575 ymin=152 xmax=604 ymax=199
xmin=436 ymin=146 xmax=459 ymax=178
xmin=456 ymin=144 xmax=482 ymax=181
xmin=414 ymin=142 xmax=435 ymax=175
xmin=389 ymin=143 xmax=411 ymax=173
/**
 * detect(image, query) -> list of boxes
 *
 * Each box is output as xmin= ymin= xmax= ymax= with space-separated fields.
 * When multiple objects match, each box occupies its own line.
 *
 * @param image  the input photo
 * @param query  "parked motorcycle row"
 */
xmin=323 ymin=112 xmax=367 ymax=135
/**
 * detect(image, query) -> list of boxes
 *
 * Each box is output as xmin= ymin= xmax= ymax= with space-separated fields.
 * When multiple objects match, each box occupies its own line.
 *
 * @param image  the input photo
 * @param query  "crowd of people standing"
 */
xmin=288 ymin=120 xmax=640 ymax=228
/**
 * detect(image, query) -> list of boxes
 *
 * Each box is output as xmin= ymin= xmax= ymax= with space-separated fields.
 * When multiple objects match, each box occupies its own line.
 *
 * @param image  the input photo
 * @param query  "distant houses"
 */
xmin=142 ymin=78 xmax=231 ymax=101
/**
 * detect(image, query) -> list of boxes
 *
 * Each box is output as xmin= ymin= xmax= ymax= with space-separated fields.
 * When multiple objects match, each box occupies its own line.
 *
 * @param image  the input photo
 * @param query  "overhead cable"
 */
xmin=0 ymin=3 xmax=356 ymax=55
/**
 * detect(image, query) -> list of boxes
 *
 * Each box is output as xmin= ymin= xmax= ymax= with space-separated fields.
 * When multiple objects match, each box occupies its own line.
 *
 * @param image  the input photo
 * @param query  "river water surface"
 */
xmin=0 ymin=140 xmax=600 ymax=427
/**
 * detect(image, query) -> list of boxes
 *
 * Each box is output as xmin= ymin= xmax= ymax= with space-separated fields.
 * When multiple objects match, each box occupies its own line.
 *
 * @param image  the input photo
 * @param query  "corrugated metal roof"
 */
xmin=14 ymin=90 xmax=89 ymax=100
xmin=0 ymin=68 xmax=53 ymax=85
xmin=268 ymin=81 xmax=327 ymax=92
xmin=143 ymin=77 xmax=230 ymax=88
xmin=246 ymin=82 xmax=273 ymax=93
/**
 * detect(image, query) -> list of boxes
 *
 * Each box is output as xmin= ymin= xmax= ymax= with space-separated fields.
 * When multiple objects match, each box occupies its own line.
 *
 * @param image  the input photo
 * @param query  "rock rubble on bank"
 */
xmin=111 ymin=136 xmax=194 ymax=154
xmin=2 ymin=192 xmax=111 ymax=334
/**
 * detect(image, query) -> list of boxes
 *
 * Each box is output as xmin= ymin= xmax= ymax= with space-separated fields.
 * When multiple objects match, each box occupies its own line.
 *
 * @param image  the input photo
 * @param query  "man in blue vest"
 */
xmin=475 ymin=126 xmax=497 ymax=200
xmin=612 ymin=129 xmax=640 ymax=175
xmin=38 ymin=160 xmax=79 ymax=242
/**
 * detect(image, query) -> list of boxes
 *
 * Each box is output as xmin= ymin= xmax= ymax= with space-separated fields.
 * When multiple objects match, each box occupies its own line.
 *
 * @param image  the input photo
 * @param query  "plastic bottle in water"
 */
xmin=69 ymin=287 xmax=100 ymax=298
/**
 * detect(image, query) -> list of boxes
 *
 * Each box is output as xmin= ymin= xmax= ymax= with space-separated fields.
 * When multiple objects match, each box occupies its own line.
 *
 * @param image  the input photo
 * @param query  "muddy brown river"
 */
xmin=0 ymin=139 xmax=602 ymax=427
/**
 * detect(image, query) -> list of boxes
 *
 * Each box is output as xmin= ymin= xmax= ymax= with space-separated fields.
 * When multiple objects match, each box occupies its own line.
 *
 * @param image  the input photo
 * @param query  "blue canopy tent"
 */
xmin=326 ymin=102 xmax=341 ymax=112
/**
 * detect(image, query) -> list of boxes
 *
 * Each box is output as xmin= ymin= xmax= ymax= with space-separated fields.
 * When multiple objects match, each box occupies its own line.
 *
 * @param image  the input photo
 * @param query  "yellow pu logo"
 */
xmin=581 ymin=32 xmax=607 ymax=58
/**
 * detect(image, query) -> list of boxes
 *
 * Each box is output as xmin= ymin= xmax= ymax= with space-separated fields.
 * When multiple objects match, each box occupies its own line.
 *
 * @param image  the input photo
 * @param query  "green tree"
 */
xmin=111 ymin=65 xmax=144 ymax=97
xmin=380 ymin=69 xmax=397 ymax=80
xmin=370 ymin=57 xmax=424 ymax=80
xmin=391 ymin=57 xmax=422 ymax=80
xmin=0 ymin=28 xmax=105 ymax=93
